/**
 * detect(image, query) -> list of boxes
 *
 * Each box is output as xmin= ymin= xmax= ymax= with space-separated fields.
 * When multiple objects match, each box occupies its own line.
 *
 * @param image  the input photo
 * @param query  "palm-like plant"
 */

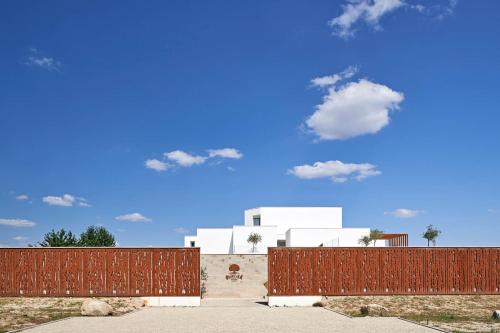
xmin=423 ymin=225 xmax=441 ymax=246
xmin=358 ymin=235 xmax=371 ymax=247
xmin=369 ymin=229 xmax=383 ymax=247
xmin=247 ymin=232 xmax=262 ymax=253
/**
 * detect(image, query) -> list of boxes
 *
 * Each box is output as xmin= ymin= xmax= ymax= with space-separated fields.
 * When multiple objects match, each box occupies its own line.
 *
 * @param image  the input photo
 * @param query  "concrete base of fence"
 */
xmin=268 ymin=296 xmax=322 ymax=307
xmin=142 ymin=296 xmax=200 ymax=307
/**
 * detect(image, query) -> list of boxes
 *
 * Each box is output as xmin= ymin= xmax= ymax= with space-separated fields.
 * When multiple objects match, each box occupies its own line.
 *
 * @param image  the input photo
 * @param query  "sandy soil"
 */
xmin=0 ymin=297 xmax=145 ymax=332
xmin=324 ymin=295 xmax=500 ymax=333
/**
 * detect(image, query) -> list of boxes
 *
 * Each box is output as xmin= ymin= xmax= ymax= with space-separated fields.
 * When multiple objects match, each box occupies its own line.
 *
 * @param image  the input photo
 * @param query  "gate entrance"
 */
xmin=200 ymin=254 xmax=267 ymax=299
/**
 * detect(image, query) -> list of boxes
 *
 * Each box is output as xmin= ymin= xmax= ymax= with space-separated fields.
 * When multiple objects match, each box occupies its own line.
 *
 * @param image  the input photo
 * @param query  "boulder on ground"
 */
xmin=81 ymin=299 xmax=113 ymax=316
xmin=493 ymin=310 xmax=500 ymax=319
xmin=360 ymin=304 xmax=389 ymax=317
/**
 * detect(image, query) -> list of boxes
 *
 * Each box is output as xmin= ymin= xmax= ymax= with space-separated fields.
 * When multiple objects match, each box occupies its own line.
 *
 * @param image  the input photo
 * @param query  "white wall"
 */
xmin=184 ymin=236 xmax=197 ymax=248
xmin=232 ymin=226 xmax=277 ymax=254
xmin=244 ymin=207 xmax=342 ymax=238
xmin=196 ymin=228 xmax=233 ymax=254
xmin=286 ymin=228 xmax=372 ymax=247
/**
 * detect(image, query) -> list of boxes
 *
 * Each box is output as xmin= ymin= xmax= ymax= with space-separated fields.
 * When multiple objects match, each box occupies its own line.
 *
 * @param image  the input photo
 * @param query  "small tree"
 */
xmin=370 ymin=229 xmax=383 ymax=247
xmin=247 ymin=232 xmax=262 ymax=253
xmin=358 ymin=235 xmax=371 ymax=247
xmin=423 ymin=225 xmax=441 ymax=247
xmin=79 ymin=226 xmax=116 ymax=247
xmin=38 ymin=229 xmax=78 ymax=247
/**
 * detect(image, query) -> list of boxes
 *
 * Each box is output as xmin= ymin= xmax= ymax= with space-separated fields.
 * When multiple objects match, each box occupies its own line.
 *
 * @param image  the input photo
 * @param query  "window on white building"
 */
xmin=277 ymin=240 xmax=286 ymax=247
xmin=253 ymin=216 xmax=261 ymax=226
xmin=190 ymin=241 xmax=195 ymax=247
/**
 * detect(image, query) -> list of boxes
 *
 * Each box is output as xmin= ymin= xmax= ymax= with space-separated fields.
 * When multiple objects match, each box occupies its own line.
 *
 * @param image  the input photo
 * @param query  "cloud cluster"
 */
xmin=145 ymin=159 xmax=170 ymax=172
xmin=288 ymin=160 xmax=381 ymax=183
xmin=384 ymin=208 xmax=423 ymax=218
xmin=24 ymin=48 xmax=62 ymax=71
xmin=115 ymin=213 xmax=152 ymax=223
xmin=174 ymin=227 xmax=190 ymax=234
xmin=306 ymin=67 xmax=404 ymax=140
xmin=329 ymin=0 xmax=458 ymax=39
xmin=15 ymin=194 xmax=29 ymax=201
xmin=145 ymin=148 xmax=243 ymax=172
xmin=0 ymin=218 xmax=36 ymax=227
xmin=42 ymin=194 xmax=90 ymax=207
xmin=165 ymin=150 xmax=207 ymax=167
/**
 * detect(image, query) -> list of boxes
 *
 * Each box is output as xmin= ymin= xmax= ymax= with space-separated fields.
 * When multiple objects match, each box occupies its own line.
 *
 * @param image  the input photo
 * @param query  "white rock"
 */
xmin=493 ymin=310 xmax=500 ymax=319
xmin=81 ymin=299 xmax=113 ymax=316
xmin=360 ymin=304 xmax=389 ymax=317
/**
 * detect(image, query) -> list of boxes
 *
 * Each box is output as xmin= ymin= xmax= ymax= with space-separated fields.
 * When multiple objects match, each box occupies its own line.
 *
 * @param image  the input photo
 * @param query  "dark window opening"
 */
xmin=253 ymin=216 xmax=261 ymax=226
xmin=190 ymin=241 xmax=195 ymax=247
xmin=277 ymin=240 xmax=286 ymax=247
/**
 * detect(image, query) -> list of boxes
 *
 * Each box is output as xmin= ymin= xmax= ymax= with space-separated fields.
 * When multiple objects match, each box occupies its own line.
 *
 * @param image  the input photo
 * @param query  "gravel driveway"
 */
xmin=21 ymin=299 xmax=439 ymax=333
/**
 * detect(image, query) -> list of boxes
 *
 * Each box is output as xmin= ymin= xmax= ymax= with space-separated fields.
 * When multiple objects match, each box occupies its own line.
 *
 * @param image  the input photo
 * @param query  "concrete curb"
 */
xmin=6 ymin=308 xmax=146 ymax=333
xmin=397 ymin=317 xmax=450 ymax=333
xmin=321 ymin=307 xmax=448 ymax=333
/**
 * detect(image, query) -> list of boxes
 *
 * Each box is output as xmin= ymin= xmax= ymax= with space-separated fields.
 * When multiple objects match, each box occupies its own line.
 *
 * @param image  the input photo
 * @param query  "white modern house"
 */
xmin=184 ymin=207 xmax=405 ymax=254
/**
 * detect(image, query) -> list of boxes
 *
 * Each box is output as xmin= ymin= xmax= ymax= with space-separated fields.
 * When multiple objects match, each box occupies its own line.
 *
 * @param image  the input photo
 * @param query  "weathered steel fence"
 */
xmin=268 ymin=247 xmax=500 ymax=296
xmin=0 ymin=248 xmax=200 ymax=297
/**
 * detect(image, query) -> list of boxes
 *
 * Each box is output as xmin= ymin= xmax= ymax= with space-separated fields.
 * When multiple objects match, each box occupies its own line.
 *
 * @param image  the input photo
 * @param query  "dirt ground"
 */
xmin=0 ymin=297 xmax=145 ymax=332
xmin=324 ymin=295 xmax=500 ymax=333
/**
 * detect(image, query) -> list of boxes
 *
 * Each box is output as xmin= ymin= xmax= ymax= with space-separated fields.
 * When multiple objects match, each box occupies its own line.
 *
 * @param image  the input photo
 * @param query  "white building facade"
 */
xmin=185 ymin=207 xmax=390 ymax=254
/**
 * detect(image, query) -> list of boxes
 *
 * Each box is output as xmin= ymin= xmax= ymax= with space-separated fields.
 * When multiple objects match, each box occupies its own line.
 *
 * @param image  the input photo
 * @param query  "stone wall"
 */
xmin=201 ymin=254 xmax=267 ymax=298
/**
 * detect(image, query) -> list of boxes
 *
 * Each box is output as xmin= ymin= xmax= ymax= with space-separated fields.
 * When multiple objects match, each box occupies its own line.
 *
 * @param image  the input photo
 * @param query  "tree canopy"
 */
xmin=422 ymin=225 xmax=441 ymax=246
xmin=38 ymin=229 xmax=78 ymax=247
xmin=369 ymin=229 xmax=384 ymax=246
xmin=247 ymin=232 xmax=262 ymax=252
xmin=79 ymin=226 xmax=116 ymax=247
xmin=37 ymin=225 xmax=116 ymax=247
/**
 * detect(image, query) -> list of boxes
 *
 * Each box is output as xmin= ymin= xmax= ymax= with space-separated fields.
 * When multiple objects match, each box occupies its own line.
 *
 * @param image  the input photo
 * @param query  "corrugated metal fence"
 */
xmin=268 ymin=247 xmax=500 ymax=296
xmin=0 ymin=248 xmax=200 ymax=297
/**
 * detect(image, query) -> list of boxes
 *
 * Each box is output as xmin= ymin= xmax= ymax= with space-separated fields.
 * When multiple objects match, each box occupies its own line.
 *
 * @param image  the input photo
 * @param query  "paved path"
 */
xmin=22 ymin=299 xmax=439 ymax=333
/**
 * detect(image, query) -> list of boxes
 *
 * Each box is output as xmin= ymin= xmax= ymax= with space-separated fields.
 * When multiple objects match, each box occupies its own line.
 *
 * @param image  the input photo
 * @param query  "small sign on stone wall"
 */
xmin=226 ymin=264 xmax=243 ymax=281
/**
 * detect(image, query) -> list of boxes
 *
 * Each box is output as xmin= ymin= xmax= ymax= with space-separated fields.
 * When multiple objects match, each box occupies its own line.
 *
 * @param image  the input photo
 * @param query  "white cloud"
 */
xmin=145 ymin=159 xmax=170 ymax=172
xmin=306 ymin=68 xmax=404 ymax=140
xmin=115 ymin=213 xmax=152 ymax=223
xmin=0 ymin=218 xmax=36 ymax=227
xmin=24 ymin=48 xmax=62 ymax=71
xmin=384 ymin=208 xmax=422 ymax=218
xmin=174 ymin=227 xmax=190 ymax=234
xmin=42 ymin=194 xmax=75 ymax=207
xmin=311 ymin=66 xmax=358 ymax=88
xmin=227 ymin=166 xmax=236 ymax=172
xmin=164 ymin=150 xmax=207 ymax=167
xmin=288 ymin=160 xmax=381 ymax=183
xmin=13 ymin=236 xmax=28 ymax=242
xmin=329 ymin=0 xmax=458 ymax=38
xmin=207 ymin=148 xmax=243 ymax=159
xmin=147 ymin=148 xmax=244 ymax=172
xmin=329 ymin=0 xmax=404 ymax=38
xmin=42 ymin=194 xmax=89 ymax=207
xmin=15 ymin=194 xmax=29 ymax=201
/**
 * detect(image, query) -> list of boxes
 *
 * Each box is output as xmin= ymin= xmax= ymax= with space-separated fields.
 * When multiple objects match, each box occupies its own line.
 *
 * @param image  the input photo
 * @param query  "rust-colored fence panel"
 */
xmin=0 ymin=248 xmax=200 ymax=297
xmin=268 ymin=247 xmax=500 ymax=296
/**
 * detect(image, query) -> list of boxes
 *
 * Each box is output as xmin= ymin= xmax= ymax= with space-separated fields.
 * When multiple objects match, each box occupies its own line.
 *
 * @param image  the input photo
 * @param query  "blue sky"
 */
xmin=1 ymin=0 xmax=499 ymax=247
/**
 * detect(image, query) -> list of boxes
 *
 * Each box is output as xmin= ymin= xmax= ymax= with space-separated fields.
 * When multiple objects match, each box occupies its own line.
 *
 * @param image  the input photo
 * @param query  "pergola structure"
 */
xmin=380 ymin=233 xmax=409 ymax=247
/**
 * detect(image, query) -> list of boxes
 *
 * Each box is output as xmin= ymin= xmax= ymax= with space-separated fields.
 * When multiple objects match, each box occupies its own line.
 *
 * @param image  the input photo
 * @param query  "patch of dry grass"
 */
xmin=325 ymin=295 xmax=500 ymax=333
xmin=0 ymin=297 xmax=145 ymax=332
